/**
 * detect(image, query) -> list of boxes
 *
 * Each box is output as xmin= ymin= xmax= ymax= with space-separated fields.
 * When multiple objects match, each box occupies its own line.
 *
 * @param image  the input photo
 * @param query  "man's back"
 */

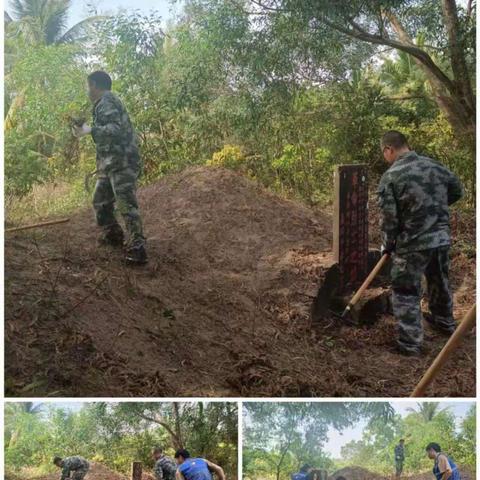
xmin=63 ymin=456 xmax=89 ymax=470
xmin=179 ymin=458 xmax=212 ymax=480
xmin=291 ymin=472 xmax=309 ymax=480
xmin=92 ymin=91 xmax=140 ymax=171
xmin=154 ymin=455 xmax=177 ymax=480
xmin=434 ymin=453 xmax=461 ymax=480
xmin=378 ymin=151 xmax=463 ymax=253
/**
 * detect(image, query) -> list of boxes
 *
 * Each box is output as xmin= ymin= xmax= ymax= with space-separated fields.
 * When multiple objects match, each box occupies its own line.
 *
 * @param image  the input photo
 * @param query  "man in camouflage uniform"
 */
xmin=377 ymin=130 xmax=463 ymax=355
xmin=53 ymin=455 xmax=90 ymax=480
xmin=152 ymin=446 xmax=178 ymax=480
xmin=73 ymin=70 xmax=147 ymax=264
xmin=394 ymin=439 xmax=405 ymax=477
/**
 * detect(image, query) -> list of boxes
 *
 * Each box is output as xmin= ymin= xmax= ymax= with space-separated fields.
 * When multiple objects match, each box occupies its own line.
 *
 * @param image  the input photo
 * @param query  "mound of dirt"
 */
xmin=329 ymin=466 xmax=385 ymax=480
xmin=407 ymin=466 xmax=474 ymax=480
xmin=33 ymin=463 xmax=126 ymax=480
xmin=5 ymin=166 xmax=476 ymax=397
xmin=329 ymin=465 xmax=474 ymax=480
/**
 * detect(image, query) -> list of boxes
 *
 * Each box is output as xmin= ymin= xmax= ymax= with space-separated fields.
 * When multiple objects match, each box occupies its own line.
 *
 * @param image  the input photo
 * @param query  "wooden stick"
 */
xmin=131 ymin=462 xmax=142 ymax=480
xmin=411 ymin=304 xmax=476 ymax=397
xmin=342 ymin=253 xmax=389 ymax=318
xmin=5 ymin=218 xmax=70 ymax=233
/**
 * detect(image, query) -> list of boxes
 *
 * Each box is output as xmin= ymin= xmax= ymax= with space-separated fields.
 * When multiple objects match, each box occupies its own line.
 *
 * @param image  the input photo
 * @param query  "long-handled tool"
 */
xmin=341 ymin=253 xmax=389 ymax=322
xmin=410 ymin=303 xmax=476 ymax=397
xmin=6 ymin=218 xmax=70 ymax=233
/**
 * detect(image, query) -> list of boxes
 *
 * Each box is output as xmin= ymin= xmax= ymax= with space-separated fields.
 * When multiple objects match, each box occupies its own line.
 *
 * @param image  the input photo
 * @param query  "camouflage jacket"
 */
xmin=60 ymin=456 xmax=90 ymax=480
xmin=91 ymin=91 xmax=141 ymax=173
xmin=377 ymin=151 xmax=463 ymax=254
xmin=394 ymin=444 xmax=405 ymax=461
xmin=154 ymin=455 xmax=178 ymax=480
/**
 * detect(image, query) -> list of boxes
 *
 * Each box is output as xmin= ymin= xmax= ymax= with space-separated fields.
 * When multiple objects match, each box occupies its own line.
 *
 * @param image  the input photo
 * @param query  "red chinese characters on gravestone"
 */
xmin=333 ymin=165 xmax=369 ymax=292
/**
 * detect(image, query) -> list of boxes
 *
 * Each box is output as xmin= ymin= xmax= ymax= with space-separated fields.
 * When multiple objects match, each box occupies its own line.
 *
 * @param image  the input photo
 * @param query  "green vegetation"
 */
xmin=243 ymin=402 xmax=475 ymax=478
xmin=4 ymin=402 xmax=238 ymax=479
xmin=5 ymin=0 xmax=475 ymax=222
xmin=339 ymin=403 xmax=476 ymax=475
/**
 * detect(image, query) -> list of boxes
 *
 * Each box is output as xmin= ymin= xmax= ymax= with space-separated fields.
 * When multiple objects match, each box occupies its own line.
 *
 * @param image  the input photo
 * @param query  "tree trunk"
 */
xmin=441 ymin=0 xmax=475 ymax=117
xmin=386 ymin=11 xmax=475 ymax=144
xmin=173 ymin=402 xmax=184 ymax=449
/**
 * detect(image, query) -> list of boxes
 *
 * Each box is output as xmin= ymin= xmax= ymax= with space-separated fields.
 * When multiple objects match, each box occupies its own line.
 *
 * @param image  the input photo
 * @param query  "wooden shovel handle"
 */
xmin=411 ymin=303 xmax=476 ymax=397
xmin=6 ymin=218 xmax=70 ymax=233
xmin=347 ymin=253 xmax=389 ymax=309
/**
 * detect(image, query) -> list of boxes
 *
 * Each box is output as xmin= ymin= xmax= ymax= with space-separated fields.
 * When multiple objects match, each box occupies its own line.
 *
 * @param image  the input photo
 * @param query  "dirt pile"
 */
xmin=32 ymin=463 xmax=126 ymax=480
xmin=329 ymin=465 xmax=474 ymax=480
xmin=407 ymin=466 xmax=474 ymax=480
xmin=5 ymin=166 xmax=476 ymax=397
xmin=329 ymin=466 xmax=385 ymax=479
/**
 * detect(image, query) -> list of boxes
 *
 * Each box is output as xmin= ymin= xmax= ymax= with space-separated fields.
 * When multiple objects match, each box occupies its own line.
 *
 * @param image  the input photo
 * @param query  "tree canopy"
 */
xmin=4 ymin=0 xmax=475 ymax=219
xmin=243 ymin=402 xmax=475 ymax=478
xmin=5 ymin=402 xmax=238 ymax=479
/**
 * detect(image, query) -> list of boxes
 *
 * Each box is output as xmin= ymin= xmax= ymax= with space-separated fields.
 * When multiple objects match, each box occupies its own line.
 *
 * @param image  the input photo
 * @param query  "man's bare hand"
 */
xmin=72 ymin=123 xmax=92 ymax=138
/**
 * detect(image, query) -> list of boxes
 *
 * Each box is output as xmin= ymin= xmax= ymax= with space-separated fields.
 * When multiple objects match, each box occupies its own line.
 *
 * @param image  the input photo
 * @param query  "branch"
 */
xmin=250 ymin=0 xmax=288 ymax=12
xmin=441 ymin=0 xmax=475 ymax=110
xmin=466 ymin=0 xmax=473 ymax=18
xmin=363 ymin=12 xmax=456 ymax=96
xmin=137 ymin=412 xmax=179 ymax=440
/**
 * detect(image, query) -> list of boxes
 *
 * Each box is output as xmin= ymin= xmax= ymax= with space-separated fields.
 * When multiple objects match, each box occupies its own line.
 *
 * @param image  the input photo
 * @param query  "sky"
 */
xmin=67 ymin=0 xmax=180 ymax=27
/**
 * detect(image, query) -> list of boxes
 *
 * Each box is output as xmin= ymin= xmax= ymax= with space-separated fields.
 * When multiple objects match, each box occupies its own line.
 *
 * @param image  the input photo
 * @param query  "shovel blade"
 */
xmin=311 ymin=264 xmax=341 ymax=323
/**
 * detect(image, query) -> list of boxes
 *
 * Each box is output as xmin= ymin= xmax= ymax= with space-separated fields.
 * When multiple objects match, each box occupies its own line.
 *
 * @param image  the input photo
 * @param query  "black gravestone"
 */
xmin=333 ymin=164 xmax=369 ymax=293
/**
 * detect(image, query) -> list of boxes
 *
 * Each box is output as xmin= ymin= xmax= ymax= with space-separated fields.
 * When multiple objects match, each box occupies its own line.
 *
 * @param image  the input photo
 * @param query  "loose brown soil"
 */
xmin=21 ymin=463 xmax=156 ymax=480
xmin=5 ymin=167 xmax=476 ymax=397
xmin=27 ymin=463 xmax=125 ymax=480
xmin=330 ymin=465 xmax=474 ymax=480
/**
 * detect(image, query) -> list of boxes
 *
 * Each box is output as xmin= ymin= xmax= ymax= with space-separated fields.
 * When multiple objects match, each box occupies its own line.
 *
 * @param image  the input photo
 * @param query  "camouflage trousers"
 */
xmin=71 ymin=468 xmax=89 ymax=480
xmin=395 ymin=460 xmax=403 ymax=477
xmin=391 ymin=246 xmax=454 ymax=353
xmin=93 ymin=166 xmax=145 ymax=247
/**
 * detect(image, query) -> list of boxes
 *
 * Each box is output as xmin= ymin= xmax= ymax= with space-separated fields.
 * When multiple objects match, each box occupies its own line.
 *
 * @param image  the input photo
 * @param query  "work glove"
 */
xmin=72 ymin=123 xmax=92 ymax=138
xmin=380 ymin=243 xmax=394 ymax=256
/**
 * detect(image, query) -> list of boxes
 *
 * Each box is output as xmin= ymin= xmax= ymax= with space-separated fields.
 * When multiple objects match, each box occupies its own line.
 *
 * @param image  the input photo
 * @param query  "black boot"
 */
xmin=125 ymin=243 xmax=148 ymax=265
xmin=423 ymin=312 xmax=456 ymax=335
xmin=98 ymin=223 xmax=124 ymax=247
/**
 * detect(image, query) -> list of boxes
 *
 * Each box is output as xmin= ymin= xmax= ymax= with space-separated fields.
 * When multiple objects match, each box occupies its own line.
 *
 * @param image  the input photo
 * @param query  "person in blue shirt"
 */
xmin=291 ymin=464 xmax=313 ymax=480
xmin=175 ymin=449 xmax=225 ymax=480
xmin=426 ymin=443 xmax=461 ymax=480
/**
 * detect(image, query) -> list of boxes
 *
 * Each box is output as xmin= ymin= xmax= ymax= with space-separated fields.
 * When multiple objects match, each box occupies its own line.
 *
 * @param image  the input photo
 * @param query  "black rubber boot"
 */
xmin=423 ymin=312 xmax=456 ymax=335
xmin=98 ymin=223 xmax=125 ymax=247
xmin=395 ymin=344 xmax=423 ymax=357
xmin=125 ymin=244 xmax=148 ymax=265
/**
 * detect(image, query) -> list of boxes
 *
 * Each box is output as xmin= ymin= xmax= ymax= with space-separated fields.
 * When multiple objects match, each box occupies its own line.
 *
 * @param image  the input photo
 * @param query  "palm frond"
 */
xmin=4 ymin=10 xmax=13 ymax=23
xmin=56 ymin=15 xmax=107 ymax=44
xmin=43 ymin=0 xmax=70 ymax=44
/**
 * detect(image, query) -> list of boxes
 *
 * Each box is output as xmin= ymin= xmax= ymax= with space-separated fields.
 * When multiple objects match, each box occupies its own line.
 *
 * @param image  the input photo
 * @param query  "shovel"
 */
xmin=411 ymin=303 xmax=476 ymax=397
xmin=341 ymin=253 xmax=390 ymax=322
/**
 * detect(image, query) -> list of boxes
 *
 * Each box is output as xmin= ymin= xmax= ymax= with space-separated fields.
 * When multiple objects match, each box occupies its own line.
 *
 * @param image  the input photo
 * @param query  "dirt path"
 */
xmin=5 ymin=167 xmax=476 ymax=397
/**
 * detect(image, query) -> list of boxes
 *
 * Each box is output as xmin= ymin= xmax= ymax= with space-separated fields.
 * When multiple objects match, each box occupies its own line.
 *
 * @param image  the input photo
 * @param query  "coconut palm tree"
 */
xmin=4 ymin=0 xmax=103 ymax=128
xmin=6 ymin=0 xmax=101 ymax=45
xmin=406 ymin=402 xmax=447 ymax=422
